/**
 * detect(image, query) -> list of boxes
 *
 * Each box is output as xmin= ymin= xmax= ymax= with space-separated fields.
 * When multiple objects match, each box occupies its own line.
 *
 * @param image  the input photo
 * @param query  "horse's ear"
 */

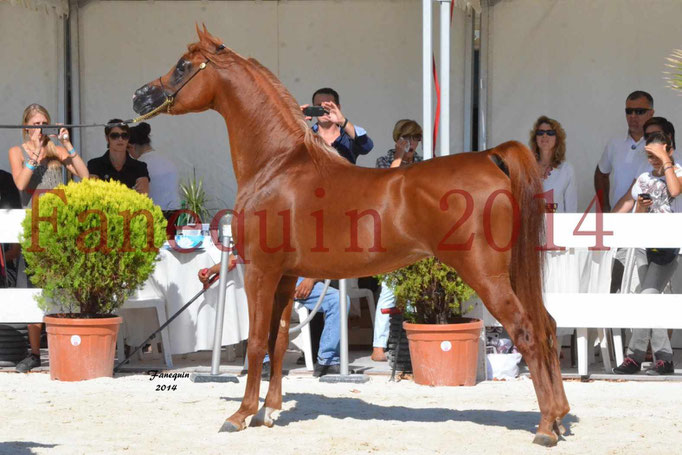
xmin=203 ymin=23 xmax=209 ymax=36
xmin=196 ymin=23 xmax=205 ymax=42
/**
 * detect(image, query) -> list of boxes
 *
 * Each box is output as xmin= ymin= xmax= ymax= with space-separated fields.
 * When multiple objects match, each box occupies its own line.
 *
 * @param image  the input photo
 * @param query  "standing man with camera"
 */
xmin=302 ymin=87 xmax=374 ymax=164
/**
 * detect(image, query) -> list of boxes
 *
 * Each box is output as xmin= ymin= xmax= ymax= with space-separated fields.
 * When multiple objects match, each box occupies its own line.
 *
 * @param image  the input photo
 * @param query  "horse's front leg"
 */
xmin=251 ymin=276 xmax=296 ymax=428
xmin=220 ymin=267 xmax=282 ymax=432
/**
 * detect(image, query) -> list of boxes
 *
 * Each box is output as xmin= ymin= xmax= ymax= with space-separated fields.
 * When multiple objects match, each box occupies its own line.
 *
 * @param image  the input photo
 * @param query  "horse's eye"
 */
xmin=176 ymin=59 xmax=191 ymax=73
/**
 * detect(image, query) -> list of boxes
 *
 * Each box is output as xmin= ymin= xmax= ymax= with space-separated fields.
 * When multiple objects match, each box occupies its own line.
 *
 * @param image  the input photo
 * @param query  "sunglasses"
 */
xmin=109 ymin=132 xmax=129 ymax=140
xmin=401 ymin=134 xmax=423 ymax=141
xmin=536 ymin=130 xmax=556 ymax=137
xmin=625 ymin=108 xmax=651 ymax=116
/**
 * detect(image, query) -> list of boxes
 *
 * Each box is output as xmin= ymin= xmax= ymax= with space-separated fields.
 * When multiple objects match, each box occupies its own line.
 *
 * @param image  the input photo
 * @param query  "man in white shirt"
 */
xmin=594 ymin=91 xmax=655 ymax=212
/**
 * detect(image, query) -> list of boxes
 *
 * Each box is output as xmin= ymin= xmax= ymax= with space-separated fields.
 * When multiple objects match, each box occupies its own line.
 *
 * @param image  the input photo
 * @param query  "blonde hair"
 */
xmin=528 ymin=115 xmax=566 ymax=168
xmin=392 ymin=119 xmax=423 ymax=142
xmin=21 ymin=103 xmax=61 ymax=167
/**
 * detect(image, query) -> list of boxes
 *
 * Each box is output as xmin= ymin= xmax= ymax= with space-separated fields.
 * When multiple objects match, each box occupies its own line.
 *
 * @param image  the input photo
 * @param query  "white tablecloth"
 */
xmin=120 ymin=241 xmax=250 ymax=355
xmin=544 ymin=249 xmax=615 ymax=293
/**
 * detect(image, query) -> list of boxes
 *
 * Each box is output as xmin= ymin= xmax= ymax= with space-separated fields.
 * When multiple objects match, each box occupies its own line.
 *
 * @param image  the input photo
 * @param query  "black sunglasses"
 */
xmin=536 ymin=130 xmax=556 ymax=137
xmin=625 ymin=108 xmax=651 ymax=116
xmin=109 ymin=132 xmax=129 ymax=140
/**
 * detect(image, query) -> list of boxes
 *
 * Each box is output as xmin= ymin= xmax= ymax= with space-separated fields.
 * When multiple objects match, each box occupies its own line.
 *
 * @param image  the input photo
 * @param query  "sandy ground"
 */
xmin=1 ymin=372 xmax=680 ymax=455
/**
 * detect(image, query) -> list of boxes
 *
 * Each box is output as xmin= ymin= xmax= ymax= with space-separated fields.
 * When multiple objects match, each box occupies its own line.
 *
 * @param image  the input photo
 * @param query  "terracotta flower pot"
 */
xmin=403 ymin=318 xmax=483 ymax=386
xmin=44 ymin=314 xmax=122 ymax=382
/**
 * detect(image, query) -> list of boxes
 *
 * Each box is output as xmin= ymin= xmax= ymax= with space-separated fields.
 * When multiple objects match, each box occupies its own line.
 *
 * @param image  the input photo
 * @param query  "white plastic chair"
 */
xmin=347 ymin=278 xmax=376 ymax=324
xmin=116 ymin=295 xmax=173 ymax=369
xmin=290 ymin=301 xmax=315 ymax=371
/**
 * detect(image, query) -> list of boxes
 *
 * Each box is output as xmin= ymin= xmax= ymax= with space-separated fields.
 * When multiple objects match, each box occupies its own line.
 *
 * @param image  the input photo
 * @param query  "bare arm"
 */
xmin=593 ymin=165 xmax=611 ymax=212
xmin=8 ymin=145 xmax=41 ymax=191
xmin=134 ymin=177 xmax=150 ymax=195
xmin=612 ymin=181 xmax=636 ymax=213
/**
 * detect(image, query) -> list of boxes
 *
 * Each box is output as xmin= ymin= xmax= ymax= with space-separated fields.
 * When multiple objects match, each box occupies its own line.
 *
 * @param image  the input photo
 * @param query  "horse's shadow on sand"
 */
xmin=220 ymin=393 xmax=578 ymax=435
xmin=0 ymin=442 xmax=57 ymax=455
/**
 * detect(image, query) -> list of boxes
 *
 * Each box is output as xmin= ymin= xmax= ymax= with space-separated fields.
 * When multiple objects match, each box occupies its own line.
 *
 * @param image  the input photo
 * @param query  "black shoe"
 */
xmin=313 ymin=363 xmax=341 ymax=378
xmin=612 ymin=357 xmax=640 ymax=374
xmin=16 ymin=353 xmax=41 ymax=373
xmin=645 ymin=360 xmax=674 ymax=376
xmin=296 ymin=356 xmax=306 ymax=366
xmin=261 ymin=362 xmax=271 ymax=379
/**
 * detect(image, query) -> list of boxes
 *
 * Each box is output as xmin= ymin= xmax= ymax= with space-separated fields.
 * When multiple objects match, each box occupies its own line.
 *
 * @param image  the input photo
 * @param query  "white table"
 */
xmin=119 ymin=240 xmax=250 ymax=355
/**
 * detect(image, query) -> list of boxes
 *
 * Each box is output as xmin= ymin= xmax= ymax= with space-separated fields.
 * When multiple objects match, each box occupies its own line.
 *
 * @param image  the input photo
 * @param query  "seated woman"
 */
xmin=87 ymin=119 xmax=150 ymax=194
xmin=612 ymin=131 xmax=682 ymax=376
xmin=529 ymin=115 xmax=577 ymax=212
xmin=372 ymin=119 xmax=424 ymax=362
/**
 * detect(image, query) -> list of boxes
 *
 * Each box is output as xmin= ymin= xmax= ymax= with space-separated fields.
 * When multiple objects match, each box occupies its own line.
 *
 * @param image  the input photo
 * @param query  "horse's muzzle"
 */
xmin=133 ymin=84 xmax=168 ymax=116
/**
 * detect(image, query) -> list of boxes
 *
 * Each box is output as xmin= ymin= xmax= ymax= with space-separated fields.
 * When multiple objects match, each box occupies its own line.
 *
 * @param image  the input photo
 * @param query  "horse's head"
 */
xmin=133 ymin=24 xmax=226 ymax=120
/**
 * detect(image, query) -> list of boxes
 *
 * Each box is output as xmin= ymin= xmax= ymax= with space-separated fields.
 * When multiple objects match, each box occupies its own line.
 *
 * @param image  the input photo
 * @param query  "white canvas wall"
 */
xmin=488 ymin=0 xmax=682 ymax=211
xmin=77 ymin=0 xmax=468 ymax=215
xmin=0 ymin=2 xmax=62 ymax=173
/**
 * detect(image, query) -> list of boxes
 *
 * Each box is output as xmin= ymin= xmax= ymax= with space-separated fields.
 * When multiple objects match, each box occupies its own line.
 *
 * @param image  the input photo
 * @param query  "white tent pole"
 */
xmin=439 ymin=0 xmax=451 ymax=157
xmin=422 ymin=0 xmax=433 ymax=160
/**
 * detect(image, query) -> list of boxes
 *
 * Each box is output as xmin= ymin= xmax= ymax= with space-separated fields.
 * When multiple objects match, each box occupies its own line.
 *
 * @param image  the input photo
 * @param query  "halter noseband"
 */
xmin=133 ymin=60 xmax=209 ymax=122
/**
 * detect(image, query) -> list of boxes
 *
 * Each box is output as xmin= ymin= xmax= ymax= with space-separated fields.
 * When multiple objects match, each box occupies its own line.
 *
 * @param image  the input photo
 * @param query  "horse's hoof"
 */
xmin=219 ymin=420 xmax=245 ymax=433
xmin=533 ymin=432 xmax=558 ymax=447
xmin=249 ymin=406 xmax=275 ymax=428
xmin=554 ymin=419 xmax=567 ymax=436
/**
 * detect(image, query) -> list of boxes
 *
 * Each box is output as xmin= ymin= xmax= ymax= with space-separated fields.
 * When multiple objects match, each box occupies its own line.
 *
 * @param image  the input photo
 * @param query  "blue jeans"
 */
xmin=373 ymin=284 xmax=396 ymax=348
xmin=297 ymin=277 xmax=350 ymax=366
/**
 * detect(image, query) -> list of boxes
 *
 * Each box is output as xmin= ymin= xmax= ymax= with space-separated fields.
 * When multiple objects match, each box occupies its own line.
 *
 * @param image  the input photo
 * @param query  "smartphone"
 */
xmin=41 ymin=127 xmax=60 ymax=136
xmin=638 ymin=193 xmax=652 ymax=201
xmin=302 ymin=106 xmax=328 ymax=117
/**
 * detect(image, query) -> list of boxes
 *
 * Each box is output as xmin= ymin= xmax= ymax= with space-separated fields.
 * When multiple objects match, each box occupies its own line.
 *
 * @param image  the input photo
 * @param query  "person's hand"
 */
xmin=227 ymin=254 xmax=240 ymax=271
xmin=321 ymin=101 xmax=345 ymax=126
xmin=645 ymin=143 xmax=670 ymax=163
xmin=294 ymin=278 xmax=316 ymax=300
xmin=55 ymin=125 xmax=73 ymax=149
xmin=395 ymin=137 xmax=409 ymax=158
xmin=300 ymin=104 xmax=313 ymax=121
xmin=26 ymin=136 xmax=46 ymax=165
xmin=635 ymin=195 xmax=653 ymax=213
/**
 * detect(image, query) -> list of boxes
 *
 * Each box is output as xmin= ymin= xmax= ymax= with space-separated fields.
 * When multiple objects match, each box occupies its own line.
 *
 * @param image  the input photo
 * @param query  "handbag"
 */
xmin=645 ymin=248 xmax=680 ymax=266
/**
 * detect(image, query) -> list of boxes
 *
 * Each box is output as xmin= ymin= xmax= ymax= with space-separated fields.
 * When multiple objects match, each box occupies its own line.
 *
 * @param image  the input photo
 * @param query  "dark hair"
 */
xmin=644 ymin=117 xmax=676 ymax=150
xmin=645 ymin=131 xmax=672 ymax=152
xmin=104 ymin=119 xmax=129 ymax=137
xmin=312 ymin=87 xmax=340 ymax=105
xmin=626 ymin=90 xmax=654 ymax=108
xmin=129 ymin=122 xmax=151 ymax=145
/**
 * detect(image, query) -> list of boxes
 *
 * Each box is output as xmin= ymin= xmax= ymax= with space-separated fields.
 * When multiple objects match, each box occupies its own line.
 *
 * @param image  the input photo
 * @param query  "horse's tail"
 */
xmin=489 ymin=141 xmax=545 ymax=318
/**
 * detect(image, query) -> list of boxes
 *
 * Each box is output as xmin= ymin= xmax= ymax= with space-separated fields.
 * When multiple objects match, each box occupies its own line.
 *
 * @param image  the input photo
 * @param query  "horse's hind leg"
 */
xmin=220 ymin=268 xmax=281 ymax=433
xmin=436 ymin=251 xmax=569 ymax=446
xmin=250 ymin=276 xmax=296 ymax=428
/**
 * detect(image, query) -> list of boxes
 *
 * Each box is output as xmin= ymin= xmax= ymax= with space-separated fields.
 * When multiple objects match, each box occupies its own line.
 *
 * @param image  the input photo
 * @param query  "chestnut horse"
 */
xmin=132 ymin=26 xmax=569 ymax=446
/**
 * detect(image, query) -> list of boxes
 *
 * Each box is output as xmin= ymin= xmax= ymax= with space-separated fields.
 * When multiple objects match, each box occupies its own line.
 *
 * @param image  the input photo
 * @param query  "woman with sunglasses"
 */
xmin=87 ymin=119 xmax=150 ymax=194
xmin=371 ymin=119 xmax=424 ymax=362
xmin=529 ymin=115 xmax=577 ymax=213
xmin=7 ymin=103 xmax=89 ymax=373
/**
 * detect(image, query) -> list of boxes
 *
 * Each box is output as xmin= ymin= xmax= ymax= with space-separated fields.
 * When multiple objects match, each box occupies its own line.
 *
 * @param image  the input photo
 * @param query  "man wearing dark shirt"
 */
xmin=0 ymin=169 xmax=21 ymax=210
xmin=308 ymin=87 xmax=373 ymax=164
xmin=1 ymin=169 xmax=21 ymax=287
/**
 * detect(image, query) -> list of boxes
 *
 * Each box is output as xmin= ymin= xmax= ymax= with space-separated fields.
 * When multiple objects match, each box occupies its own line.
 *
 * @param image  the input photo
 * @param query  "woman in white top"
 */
xmin=611 ymin=131 xmax=682 ymax=376
xmin=529 ymin=116 xmax=577 ymax=213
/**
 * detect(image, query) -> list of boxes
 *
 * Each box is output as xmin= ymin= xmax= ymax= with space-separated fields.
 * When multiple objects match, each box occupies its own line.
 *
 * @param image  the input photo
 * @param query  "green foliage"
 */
xmin=378 ymin=257 xmax=475 ymax=325
xmin=20 ymin=179 xmax=167 ymax=315
xmin=177 ymin=172 xmax=209 ymax=226
xmin=665 ymin=49 xmax=682 ymax=93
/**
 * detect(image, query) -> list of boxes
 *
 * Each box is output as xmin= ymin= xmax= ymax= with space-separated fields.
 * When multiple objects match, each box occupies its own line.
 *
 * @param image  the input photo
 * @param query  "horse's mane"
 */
xmin=188 ymin=39 xmax=349 ymax=174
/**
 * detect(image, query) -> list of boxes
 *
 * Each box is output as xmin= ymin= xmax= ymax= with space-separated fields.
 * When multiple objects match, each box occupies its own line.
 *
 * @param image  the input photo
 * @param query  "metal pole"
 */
xmin=339 ymin=278 xmax=349 ymax=376
xmin=210 ymin=224 xmax=231 ymax=375
xmin=439 ymin=0 xmax=451 ymax=157
xmin=422 ymin=0 xmax=433 ymax=160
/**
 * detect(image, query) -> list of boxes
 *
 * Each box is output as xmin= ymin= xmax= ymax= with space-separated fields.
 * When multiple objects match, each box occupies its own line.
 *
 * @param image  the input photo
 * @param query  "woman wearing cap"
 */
xmin=87 ymin=119 xmax=149 ymax=194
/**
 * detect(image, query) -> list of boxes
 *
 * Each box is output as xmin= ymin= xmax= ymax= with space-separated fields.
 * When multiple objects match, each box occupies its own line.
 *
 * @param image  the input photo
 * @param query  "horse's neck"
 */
xmin=213 ymin=63 xmax=307 ymax=184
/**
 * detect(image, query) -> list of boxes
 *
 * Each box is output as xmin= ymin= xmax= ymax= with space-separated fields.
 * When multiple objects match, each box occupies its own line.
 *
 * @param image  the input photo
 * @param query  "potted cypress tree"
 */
xmin=20 ymin=179 xmax=166 ymax=381
xmin=379 ymin=257 xmax=482 ymax=386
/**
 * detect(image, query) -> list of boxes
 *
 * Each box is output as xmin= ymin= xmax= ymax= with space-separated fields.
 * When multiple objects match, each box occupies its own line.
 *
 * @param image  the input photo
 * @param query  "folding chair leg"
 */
xmin=598 ymin=328 xmax=612 ymax=372
xmin=613 ymin=328 xmax=625 ymax=366
xmin=154 ymin=304 xmax=173 ymax=369
xmin=576 ymin=327 xmax=588 ymax=376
